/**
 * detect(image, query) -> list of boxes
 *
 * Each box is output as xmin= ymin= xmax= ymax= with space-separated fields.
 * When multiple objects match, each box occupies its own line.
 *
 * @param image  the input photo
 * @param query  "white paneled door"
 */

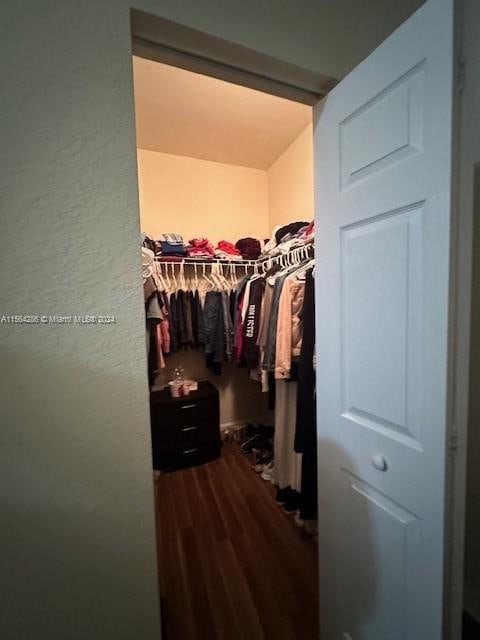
xmin=314 ymin=0 xmax=455 ymax=638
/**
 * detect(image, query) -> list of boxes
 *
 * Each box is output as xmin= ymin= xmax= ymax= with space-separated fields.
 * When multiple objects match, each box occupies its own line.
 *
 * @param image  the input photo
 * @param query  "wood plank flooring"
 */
xmin=154 ymin=442 xmax=319 ymax=640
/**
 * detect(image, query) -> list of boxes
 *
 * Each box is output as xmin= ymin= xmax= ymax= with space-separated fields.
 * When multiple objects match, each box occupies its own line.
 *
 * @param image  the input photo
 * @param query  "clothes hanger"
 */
xmin=194 ymin=264 xmax=199 ymax=290
xmin=171 ymin=263 xmax=178 ymax=290
xmin=294 ymin=257 xmax=315 ymax=280
xmin=210 ymin=263 xmax=220 ymax=289
xmin=229 ymin=263 xmax=236 ymax=289
xmin=215 ymin=263 xmax=229 ymax=290
xmin=219 ymin=264 xmax=231 ymax=290
xmin=202 ymin=263 xmax=215 ymax=290
xmin=156 ymin=261 xmax=168 ymax=291
xmin=181 ymin=263 xmax=188 ymax=291
xmin=163 ymin=263 xmax=171 ymax=293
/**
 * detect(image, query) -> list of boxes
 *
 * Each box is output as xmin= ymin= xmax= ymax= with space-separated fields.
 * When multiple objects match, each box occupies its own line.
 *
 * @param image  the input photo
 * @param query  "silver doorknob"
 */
xmin=371 ymin=454 xmax=388 ymax=471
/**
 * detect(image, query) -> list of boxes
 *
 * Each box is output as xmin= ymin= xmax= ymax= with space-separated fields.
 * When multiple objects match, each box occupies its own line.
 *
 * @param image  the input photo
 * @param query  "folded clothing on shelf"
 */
xmin=214 ymin=240 xmax=243 ymax=261
xmin=157 ymin=233 xmax=186 ymax=256
xmin=235 ymin=237 xmax=262 ymax=260
xmin=275 ymin=221 xmax=309 ymax=245
xmin=186 ymin=237 xmax=215 ymax=258
xmin=216 ymin=240 xmax=241 ymax=255
xmin=261 ymin=220 xmax=314 ymax=257
xmin=160 ymin=243 xmax=186 ymax=256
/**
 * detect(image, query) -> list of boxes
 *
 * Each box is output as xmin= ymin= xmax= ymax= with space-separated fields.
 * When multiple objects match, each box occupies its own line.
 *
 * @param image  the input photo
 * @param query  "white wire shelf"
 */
xmin=152 ymin=244 xmax=313 ymax=268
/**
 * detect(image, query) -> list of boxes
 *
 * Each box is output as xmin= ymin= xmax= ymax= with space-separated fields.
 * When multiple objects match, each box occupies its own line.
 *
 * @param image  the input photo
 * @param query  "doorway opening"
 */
xmin=132 ymin=51 xmax=319 ymax=638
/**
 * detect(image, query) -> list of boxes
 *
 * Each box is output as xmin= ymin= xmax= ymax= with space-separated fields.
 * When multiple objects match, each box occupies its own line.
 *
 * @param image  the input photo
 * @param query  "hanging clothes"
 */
xmin=274 ymin=379 xmax=302 ymax=492
xmin=274 ymin=273 xmax=306 ymax=380
xmin=294 ymin=268 xmax=317 ymax=522
xmin=243 ymin=277 xmax=265 ymax=368
xmin=203 ymin=291 xmax=226 ymax=375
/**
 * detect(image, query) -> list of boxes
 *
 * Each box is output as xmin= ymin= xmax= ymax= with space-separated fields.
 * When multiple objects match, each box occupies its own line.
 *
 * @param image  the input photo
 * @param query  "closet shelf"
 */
xmin=153 ymin=245 xmax=313 ymax=268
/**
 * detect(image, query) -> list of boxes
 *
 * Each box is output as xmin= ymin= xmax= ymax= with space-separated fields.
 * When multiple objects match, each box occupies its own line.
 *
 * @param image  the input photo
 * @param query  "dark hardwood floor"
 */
xmin=154 ymin=442 xmax=319 ymax=640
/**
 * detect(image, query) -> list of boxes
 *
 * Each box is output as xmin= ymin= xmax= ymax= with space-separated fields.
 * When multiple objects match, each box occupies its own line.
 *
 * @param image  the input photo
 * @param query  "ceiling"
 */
xmin=132 ymin=56 xmax=312 ymax=170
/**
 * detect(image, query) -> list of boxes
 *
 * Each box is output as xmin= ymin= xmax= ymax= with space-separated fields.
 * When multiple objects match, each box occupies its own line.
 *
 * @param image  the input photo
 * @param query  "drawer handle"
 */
xmin=181 ymin=426 xmax=198 ymax=432
xmin=181 ymin=403 xmax=197 ymax=410
xmin=183 ymin=448 xmax=198 ymax=455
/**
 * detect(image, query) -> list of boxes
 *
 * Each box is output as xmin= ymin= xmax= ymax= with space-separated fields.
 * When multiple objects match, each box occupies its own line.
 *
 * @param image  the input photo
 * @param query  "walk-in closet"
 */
xmin=133 ymin=55 xmax=318 ymax=639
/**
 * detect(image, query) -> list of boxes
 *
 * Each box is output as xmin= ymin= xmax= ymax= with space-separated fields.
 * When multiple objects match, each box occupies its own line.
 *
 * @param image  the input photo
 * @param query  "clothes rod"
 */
xmin=153 ymin=246 xmax=313 ymax=268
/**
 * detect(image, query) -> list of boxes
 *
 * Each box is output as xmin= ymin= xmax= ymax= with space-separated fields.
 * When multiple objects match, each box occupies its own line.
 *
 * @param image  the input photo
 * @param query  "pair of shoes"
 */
xmin=304 ymin=519 xmax=318 ymax=535
xmin=282 ymin=490 xmax=301 ymax=515
xmin=261 ymin=462 xmax=274 ymax=482
xmin=294 ymin=513 xmax=305 ymax=527
xmin=243 ymin=423 xmax=274 ymax=441
xmin=275 ymin=487 xmax=290 ymax=505
xmin=252 ymin=450 xmax=272 ymax=473
xmin=241 ymin=434 xmax=267 ymax=454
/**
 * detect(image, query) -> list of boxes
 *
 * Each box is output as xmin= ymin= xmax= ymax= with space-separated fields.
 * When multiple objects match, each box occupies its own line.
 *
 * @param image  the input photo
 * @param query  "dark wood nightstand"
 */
xmin=150 ymin=381 xmax=220 ymax=471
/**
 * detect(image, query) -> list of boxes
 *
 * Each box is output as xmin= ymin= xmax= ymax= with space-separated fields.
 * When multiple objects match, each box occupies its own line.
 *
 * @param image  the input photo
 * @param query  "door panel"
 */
xmin=341 ymin=202 xmax=424 ymax=450
xmin=314 ymin=0 xmax=454 ymax=638
xmin=339 ymin=62 xmax=425 ymax=191
xmin=341 ymin=472 xmax=421 ymax=640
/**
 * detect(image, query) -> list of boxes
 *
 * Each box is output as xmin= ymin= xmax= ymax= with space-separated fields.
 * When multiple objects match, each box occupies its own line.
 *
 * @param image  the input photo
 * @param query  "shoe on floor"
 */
xmin=294 ymin=513 xmax=305 ymax=527
xmin=282 ymin=490 xmax=301 ymax=514
xmin=275 ymin=487 xmax=290 ymax=505
xmin=261 ymin=462 xmax=274 ymax=482
xmin=304 ymin=519 xmax=318 ymax=535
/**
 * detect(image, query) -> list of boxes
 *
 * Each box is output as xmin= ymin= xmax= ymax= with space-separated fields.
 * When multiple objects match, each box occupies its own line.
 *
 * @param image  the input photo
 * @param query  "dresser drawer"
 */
xmin=152 ymin=417 xmax=219 ymax=451
xmin=150 ymin=395 xmax=217 ymax=428
xmin=156 ymin=441 xmax=221 ymax=472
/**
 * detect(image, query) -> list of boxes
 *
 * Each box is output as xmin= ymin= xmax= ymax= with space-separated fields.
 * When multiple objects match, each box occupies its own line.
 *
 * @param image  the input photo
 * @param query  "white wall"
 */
xmin=137 ymin=149 xmax=269 ymax=243
xmin=267 ymin=124 xmax=314 ymax=230
xmin=0 ymin=0 xmax=424 ymax=638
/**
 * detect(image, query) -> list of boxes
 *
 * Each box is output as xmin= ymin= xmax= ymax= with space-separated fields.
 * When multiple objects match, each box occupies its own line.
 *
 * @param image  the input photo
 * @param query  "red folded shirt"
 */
xmin=216 ymin=240 xmax=241 ymax=255
xmin=187 ymin=238 xmax=214 ymax=256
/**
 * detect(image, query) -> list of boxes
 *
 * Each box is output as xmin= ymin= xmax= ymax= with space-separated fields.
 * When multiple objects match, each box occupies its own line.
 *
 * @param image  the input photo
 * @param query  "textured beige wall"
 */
xmin=137 ymin=149 xmax=269 ymax=244
xmin=267 ymin=124 xmax=314 ymax=230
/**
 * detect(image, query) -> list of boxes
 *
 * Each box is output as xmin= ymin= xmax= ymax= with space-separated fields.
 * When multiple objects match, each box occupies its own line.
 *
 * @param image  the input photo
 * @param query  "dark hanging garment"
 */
xmin=243 ymin=277 xmax=265 ymax=368
xmin=294 ymin=269 xmax=317 ymax=521
xmin=267 ymin=372 xmax=276 ymax=410
xmin=204 ymin=291 xmax=225 ymax=374
xmin=147 ymin=328 xmax=158 ymax=386
xmin=169 ymin=292 xmax=178 ymax=353
xmin=195 ymin=290 xmax=205 ymax=347
xmin=229 ymin=290 xmax=236 ymax=326
xmin=191 ymin=290 xmax=199 ymax=347
xmin=184 ymin=290 xmax=194 ymax=347
xmin=176 ymin=290 xmax=187 ymax=348
xmin=221 ymin=291 xmax=234 ymax=359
